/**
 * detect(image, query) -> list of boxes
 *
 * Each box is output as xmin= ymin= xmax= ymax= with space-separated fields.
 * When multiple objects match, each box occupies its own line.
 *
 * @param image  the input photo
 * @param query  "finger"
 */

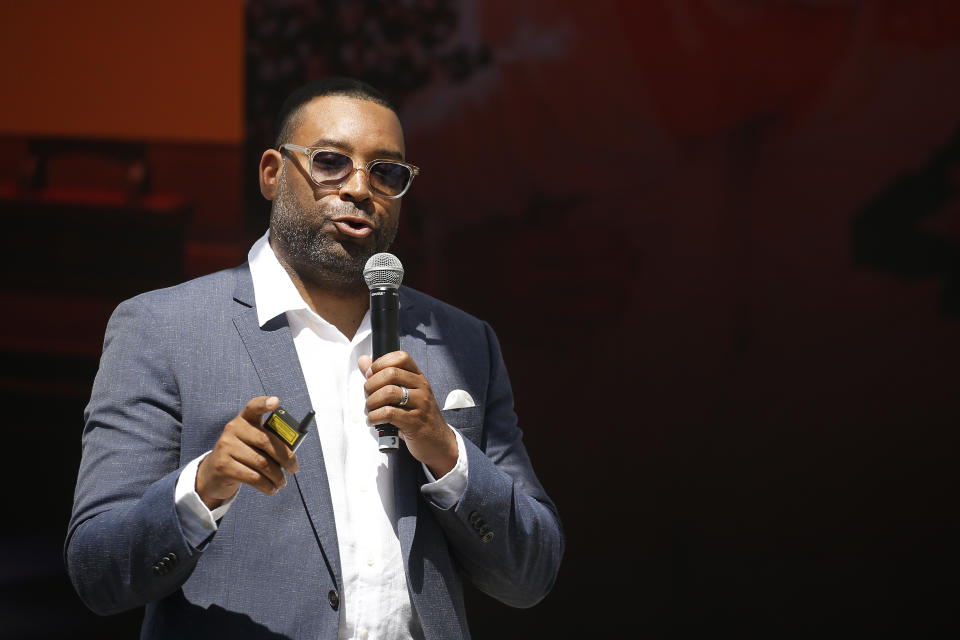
xmin=363 ymin=365 xmax=422 ymax=396
xmin=238 ymin=395 xmax=280 ymax=425
xmin=370 ymin=350 xmax=422 ymax=375
xmin=223 ymin=456 xmax=285 ymax=496
xmin=237 ymin=426 xmax=300 ymax=473
xmin=357 ymin=355 xmax=373 ymax=378
xmin=366 ymin=384 xmax=414 ymax=413
xmin=230 ymin=446 xmax=287 ymax=491
xmin=366 ymin=403 xmax=405 ymax=427
xmin=230 ymin=415 xmax=300 ymax=474
xmin=259 ymin=430 xmax=301 ymax=475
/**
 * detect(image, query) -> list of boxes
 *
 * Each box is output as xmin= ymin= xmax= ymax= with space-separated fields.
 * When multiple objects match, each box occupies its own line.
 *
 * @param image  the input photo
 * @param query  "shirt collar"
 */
xmin=248 ymin=230 xmax=311 ymax=328
xmin=247 ymin=230 xmax=373 ymax=344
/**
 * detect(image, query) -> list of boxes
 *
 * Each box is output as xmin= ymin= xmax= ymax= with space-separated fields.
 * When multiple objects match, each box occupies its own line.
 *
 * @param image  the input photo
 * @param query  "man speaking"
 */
xmin=65 ymin=77 xmax=564 ymax=639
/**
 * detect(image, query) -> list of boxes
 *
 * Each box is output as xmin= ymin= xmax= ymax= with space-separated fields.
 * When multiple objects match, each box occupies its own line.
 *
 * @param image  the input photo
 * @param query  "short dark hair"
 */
xmin=274 ymin=77 xmax=398 ymax=147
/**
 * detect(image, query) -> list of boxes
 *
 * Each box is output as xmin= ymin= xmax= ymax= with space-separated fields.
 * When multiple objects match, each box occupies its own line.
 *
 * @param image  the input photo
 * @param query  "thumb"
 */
xmin=240 ymin=395 xmax=279 ymax=423
xmin=357 ymin=355 xmax=373 ymax=378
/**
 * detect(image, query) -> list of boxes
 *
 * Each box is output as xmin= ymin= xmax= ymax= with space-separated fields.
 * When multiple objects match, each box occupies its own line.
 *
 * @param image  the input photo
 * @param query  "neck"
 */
xmin=299 ymin=284 xmax=369 ymax=340
xmin=273 ymin=248 xmax=369 ymax=340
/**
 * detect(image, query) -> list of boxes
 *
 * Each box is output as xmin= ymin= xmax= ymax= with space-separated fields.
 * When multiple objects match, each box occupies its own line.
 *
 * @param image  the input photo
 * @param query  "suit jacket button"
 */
xmin=152 ymin=565 xmax=161 ymax=576
xmin=328 ymin=589 xmax=340 ymax=611
xmin=165 ymin=553 xmax=178 ymax=566
xmin=468 ymin=511 xmax=482 ymax=526
xmin=481 ymin=531 xmax=495 ymax=543
xmin=478 ymin=524 xmax=491 ymax=536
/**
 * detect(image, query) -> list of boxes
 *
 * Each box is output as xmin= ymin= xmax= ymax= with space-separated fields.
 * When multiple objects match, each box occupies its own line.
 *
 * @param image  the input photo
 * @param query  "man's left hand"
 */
xmin=358 ymin=351 xmax=458 ymax=478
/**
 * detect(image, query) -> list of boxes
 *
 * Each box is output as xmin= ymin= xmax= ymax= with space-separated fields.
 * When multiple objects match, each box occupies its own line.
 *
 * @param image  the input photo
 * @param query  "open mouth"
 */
xmin=332 ymin=217 xmax=373 ymax=239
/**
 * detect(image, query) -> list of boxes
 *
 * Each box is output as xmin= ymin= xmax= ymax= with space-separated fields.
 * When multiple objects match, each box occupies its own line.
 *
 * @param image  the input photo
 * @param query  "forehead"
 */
xmin=291 ymin=95 xmax=405 ymax=157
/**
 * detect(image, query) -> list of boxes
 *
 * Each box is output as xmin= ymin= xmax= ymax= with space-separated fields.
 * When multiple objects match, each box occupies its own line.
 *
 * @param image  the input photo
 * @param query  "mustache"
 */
xmin=323 ymin=206 xmax=375 ymax=225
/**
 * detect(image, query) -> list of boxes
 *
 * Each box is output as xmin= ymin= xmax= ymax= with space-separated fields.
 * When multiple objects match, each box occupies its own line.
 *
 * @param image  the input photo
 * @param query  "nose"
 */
xmin=338 ymin=166 xmax=373 ymax=203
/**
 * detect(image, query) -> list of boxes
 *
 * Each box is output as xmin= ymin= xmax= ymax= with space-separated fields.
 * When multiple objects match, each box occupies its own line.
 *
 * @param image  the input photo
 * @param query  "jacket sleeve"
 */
xmin=64 ymin=297 xmax=203 ymax=615
xmin=427 ymin=321 xmax=565 ymax=608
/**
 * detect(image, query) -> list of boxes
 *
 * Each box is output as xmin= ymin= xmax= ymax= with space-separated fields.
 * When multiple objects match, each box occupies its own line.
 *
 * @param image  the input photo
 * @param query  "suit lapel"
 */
xmin=395 ymin=291 xmax=429 ymax=562
xmin=231 ymin=267 xmax=342 ymax=587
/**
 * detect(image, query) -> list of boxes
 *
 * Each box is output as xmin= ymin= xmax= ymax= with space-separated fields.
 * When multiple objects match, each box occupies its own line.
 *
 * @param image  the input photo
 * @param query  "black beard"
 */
xmin=269 ymin=171 xmax=398 ymax=292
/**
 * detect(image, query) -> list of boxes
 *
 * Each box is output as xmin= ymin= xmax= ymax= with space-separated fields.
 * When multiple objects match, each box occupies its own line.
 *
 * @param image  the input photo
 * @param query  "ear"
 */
xmin=259 ymin=149 xmax=283 ymax=200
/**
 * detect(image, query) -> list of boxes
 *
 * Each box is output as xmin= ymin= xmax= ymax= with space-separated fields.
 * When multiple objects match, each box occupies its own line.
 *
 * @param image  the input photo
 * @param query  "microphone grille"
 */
xmin=363 ymin=252 xmax=404 ymax=289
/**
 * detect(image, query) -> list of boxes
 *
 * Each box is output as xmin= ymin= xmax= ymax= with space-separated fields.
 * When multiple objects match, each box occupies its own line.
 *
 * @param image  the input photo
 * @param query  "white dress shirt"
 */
xmin=173 ymin=231 xmax=468 ymax=640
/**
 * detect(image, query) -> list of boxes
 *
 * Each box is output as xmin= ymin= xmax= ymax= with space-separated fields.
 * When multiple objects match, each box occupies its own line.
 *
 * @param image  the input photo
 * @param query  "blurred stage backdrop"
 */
xmin=1 ymin=0 xmax=958 ymax=637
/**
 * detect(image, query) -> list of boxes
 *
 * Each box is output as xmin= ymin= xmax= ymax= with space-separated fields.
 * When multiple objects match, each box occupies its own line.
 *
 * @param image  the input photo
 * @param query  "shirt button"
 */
xmin=360 ymin=630 xmax=369 ymax=639
xmin=327 ymin=589 xmax=339 ymax=611
xmin=367 ymin=554 xmax=375 ymax=566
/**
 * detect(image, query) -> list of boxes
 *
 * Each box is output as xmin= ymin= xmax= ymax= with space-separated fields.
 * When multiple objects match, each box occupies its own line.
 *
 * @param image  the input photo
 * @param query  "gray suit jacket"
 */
xmin=65 ymin=264 xmax=563 ymax=639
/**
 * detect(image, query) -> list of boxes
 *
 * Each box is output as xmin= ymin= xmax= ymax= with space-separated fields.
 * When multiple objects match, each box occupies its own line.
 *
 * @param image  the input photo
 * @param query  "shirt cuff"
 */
xmin=420 ymin=426 xmax=469 ymax=509
xmin=174 ymin=451 xmax=238 ymax=549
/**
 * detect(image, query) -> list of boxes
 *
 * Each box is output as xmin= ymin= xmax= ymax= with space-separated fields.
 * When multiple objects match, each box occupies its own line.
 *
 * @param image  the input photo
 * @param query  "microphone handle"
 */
xmin=370 ymin=286 xmax=400 ymax=451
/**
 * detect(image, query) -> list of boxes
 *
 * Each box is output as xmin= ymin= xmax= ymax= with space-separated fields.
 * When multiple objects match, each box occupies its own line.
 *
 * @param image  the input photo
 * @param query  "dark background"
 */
xmin=1 ymin=1 xmax=959 ymax=637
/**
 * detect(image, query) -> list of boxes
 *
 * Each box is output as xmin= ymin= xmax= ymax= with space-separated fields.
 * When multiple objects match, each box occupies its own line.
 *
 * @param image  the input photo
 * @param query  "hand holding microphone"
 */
xmin=363 ymin=253 xmax=404 ymax=451
xmin=361 ymin=253 xmax=457 ymax=477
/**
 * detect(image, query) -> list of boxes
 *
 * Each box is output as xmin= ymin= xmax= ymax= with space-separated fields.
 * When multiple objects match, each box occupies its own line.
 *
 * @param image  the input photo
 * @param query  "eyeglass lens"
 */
xmin=311 ymin=151 xmax=411 ymax=196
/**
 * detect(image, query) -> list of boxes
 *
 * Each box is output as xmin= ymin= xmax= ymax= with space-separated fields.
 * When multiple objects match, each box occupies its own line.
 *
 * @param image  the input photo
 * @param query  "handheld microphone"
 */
xmin=363 ymin=252 xmax=404 ymax=452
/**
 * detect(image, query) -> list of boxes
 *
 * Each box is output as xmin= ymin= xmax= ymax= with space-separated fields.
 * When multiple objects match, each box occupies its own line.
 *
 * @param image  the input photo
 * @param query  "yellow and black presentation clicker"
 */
xmin=264 ymin=407 xmax=315 ymax=451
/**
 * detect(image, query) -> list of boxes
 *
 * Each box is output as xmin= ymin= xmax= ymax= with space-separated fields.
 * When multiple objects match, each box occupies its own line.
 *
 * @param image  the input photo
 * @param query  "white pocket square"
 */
xmin=442 ymin=389 xmax=476 ymax=410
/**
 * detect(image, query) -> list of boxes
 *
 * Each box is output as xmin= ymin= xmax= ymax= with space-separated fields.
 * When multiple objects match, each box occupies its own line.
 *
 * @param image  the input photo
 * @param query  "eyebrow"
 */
xmin=307 ymin=137 xmax=404 ymax=161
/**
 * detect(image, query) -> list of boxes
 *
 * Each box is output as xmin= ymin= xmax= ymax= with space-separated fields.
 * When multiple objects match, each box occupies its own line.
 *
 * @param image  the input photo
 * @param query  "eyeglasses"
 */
xmin=279 ymin=143 xmax=420 ymax=199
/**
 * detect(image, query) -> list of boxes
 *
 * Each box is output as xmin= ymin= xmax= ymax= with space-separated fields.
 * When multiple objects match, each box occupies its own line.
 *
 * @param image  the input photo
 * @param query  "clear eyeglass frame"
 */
xmin=279 ymin=143 xmax=420 ymax=199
